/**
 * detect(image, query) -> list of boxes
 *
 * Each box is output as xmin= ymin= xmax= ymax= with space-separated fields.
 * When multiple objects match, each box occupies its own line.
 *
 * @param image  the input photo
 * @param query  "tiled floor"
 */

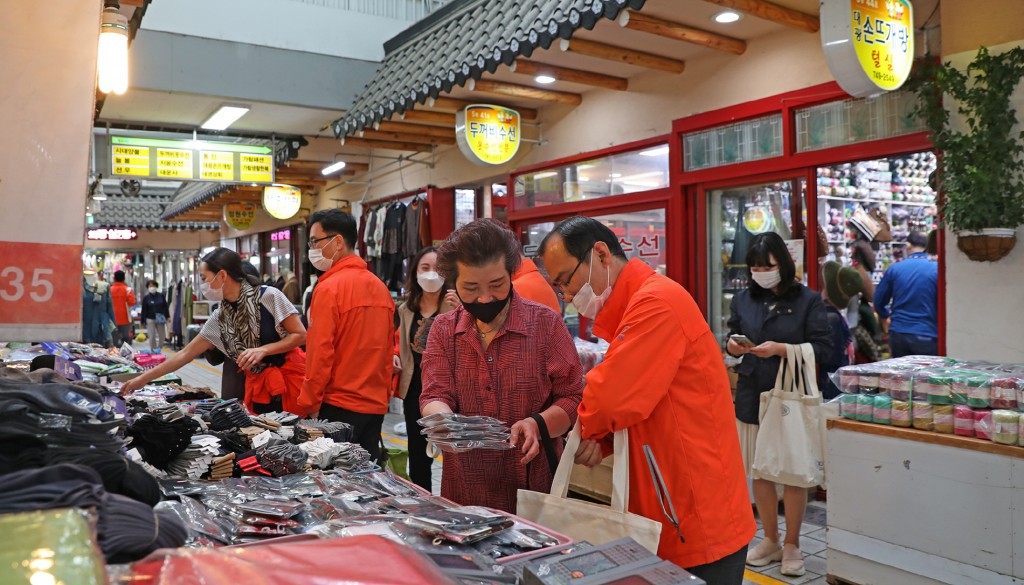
xmin=743 ymin=499 xmax=830 ymax=585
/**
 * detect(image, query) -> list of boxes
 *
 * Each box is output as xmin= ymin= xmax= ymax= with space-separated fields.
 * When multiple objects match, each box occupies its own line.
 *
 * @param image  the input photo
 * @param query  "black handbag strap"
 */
xmin=531 ymin=413 xmax=559 ymax=476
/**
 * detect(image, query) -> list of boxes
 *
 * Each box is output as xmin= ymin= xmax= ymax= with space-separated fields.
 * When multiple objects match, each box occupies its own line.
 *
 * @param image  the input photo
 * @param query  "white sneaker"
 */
xmin=780 ymin=544 xmax=805 ymax=576
xmin=746 ymin=539 xmax=782 ymax=566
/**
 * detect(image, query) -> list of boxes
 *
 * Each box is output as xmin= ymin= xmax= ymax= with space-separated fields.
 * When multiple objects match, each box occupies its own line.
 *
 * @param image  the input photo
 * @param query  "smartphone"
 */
xmin=730 ymin=334 xmax=755 ymax=348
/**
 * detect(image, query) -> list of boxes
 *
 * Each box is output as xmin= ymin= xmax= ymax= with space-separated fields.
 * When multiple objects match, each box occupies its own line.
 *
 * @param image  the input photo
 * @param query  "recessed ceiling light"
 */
xmin=201 ymin=103 xmax=250 ymax=131
xmin=713 ymin=10 xmax=742 ymax=24
xmin=535 ymin=75 xmax=556 ymax=84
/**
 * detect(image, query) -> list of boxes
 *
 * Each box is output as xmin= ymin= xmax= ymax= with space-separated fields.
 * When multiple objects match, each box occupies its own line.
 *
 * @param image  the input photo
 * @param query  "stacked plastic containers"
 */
xmin=834 ymin=356 xmax=1024 ymax=447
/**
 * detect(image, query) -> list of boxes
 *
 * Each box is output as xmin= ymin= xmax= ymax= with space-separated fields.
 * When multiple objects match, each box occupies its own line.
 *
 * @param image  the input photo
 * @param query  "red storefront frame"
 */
xmin=673 ymin=81 xmax=945 ymax=355
xmin=506 ymin=134 xmax=682 ymax=282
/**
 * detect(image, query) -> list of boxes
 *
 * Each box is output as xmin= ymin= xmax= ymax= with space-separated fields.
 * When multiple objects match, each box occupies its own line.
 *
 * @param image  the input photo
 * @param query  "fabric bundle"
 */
xmin=208 ymin=399 xmax=252 ymax=431
xmin=912 ymin=401 xmax=934 ymax=431
xmin=255 ymin=444 xmax=308 ymax=477
xmin=167 ymin=435 xmax=222 ymax=480
xmin=932 ymin=405 xmax=955 ymax=434
xmin=872 ymin=395 xmax=892 ymax=425
xmin=127 ymin=414 xmax=200 ymax=470
xmin=856 ymin=394 xmax=874 ymax=422
xmin=974 ymin=410 xmax=993 ymax=440
xmin=45 ymin=447 xmax=162 ymax=506
xmin=299 ymin=438 xmax=344 ymax=469
xmin=296 ymin=419 xmax=354 ymax=443
xmin=891 ymin=400 xmax=912 ymax=427
xmin=0 ymin=464 xmax=186 ymax=562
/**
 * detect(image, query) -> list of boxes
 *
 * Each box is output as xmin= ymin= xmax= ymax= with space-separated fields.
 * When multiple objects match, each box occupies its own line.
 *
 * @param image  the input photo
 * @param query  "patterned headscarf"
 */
xmin=217 ymin=281 xmax=265 ymax=373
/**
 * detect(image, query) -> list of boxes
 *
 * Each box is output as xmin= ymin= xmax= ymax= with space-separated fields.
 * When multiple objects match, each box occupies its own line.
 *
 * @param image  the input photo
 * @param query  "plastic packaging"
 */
xmin=974 ymin=410 xmax=993 ymax=440
xmin=0 ymin=509 xmax=106 ymax=585
xmin=933 ymin=404 xmax=954 ymax=434
xmin=872 ymin=395 xmax=892 ymax=425
xmin=418 ymin=413 xmax=505 ymax=428
xmin=989 ymin=375 xmax=1023 ymax=410
xmin=881 ymin=371 xmax=913 ymax=401
xmin=856 ymin=395 xmax=874 ymax=422
xmin=912 ymin=401 xmax=934 ymax=431
xmin=839 ymin=394 xmax=859 ymax=419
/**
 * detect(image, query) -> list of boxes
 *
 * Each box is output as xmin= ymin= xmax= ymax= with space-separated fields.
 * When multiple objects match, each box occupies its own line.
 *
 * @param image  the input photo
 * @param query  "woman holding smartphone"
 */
xmin=726 ymin=232 xmax=832 ymax=577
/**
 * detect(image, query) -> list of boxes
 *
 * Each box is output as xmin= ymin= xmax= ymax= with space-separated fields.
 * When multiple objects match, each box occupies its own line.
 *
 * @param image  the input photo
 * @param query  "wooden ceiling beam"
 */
xmin=510 ymin=60 xmax=629 ymax=91
xmin=426 ymin=96 xmax=539 ymax=121
xmin=468 ymin=79 xmax=582 ymax=106
xmin=280 ymin=160 xmax=332 ymax=171
xmin=373 ymin=121 xmax=457 ymax=139
xmin=620 ymin=11 xmax=746 ymax=55
xmin=399 ymin=110 xmax=457 ymax=126
xmin=358 ymin=129 xmax=456 ymax=145
xmin=339 ymin=137 xmax=435 ymax=153
xmin=701 ymin=0 xmax=819 ymax=33
xmin=559 ymin=38 xmax=685 ymax=74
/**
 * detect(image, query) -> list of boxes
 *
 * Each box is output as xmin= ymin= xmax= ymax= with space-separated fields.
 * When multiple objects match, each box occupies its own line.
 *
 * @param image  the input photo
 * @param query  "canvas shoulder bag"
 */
xmin=516 ymin=422 xmax=662 ymax=553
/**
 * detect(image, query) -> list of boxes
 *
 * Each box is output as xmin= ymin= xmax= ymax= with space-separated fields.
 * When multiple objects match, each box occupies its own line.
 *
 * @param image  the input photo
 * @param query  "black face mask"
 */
xmin=459 ymin=286 xmax=511 ymax=324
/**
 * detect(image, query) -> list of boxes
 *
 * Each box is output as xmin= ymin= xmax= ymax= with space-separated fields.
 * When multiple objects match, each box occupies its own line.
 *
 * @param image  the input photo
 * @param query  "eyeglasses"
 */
xmin=552 ymin=255 xmax=587 ymax=298
xmin=308 ymin=234 xmax=336 ymax=248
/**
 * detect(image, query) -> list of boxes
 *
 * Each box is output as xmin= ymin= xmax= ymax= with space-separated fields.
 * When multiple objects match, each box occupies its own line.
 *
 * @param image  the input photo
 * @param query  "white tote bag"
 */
xmin=516 ymin=422 xmax=663 ymax=553
xmin=751 ymin=343 xmax=827 ymax=488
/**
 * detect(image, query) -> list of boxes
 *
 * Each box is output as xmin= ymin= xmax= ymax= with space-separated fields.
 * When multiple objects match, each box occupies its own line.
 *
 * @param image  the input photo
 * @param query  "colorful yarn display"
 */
xmin=974 ymin=410 xmax=993 ymax=440
xmin=912 ymin=401 xmax=934 ymax=431
xmin=856 ymin=395 xmax=874 ymax=422
xmin=928 ymin=374 xmax=952 ymax=405
xmin=872 ymin=395 xmax=892 ymax=425
xmin=882 ymin=372 xmax=913 ymax=401
xmin=840 ymin=394 xmax=859 ymax=419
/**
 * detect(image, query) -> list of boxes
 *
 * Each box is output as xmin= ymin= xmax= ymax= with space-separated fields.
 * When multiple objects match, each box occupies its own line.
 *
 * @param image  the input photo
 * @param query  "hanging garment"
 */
xmin=382 ymin=202 xmax=406 ymax=256
xmin=404 ymin=198 xmax=423 ymax=257
xmin=365 ymin=207 xmax=380 ymax=259
xmin=81 ymin=281 xmax=115 ymax=344
xmin=418 ymin=198 xmax=431 ymax=248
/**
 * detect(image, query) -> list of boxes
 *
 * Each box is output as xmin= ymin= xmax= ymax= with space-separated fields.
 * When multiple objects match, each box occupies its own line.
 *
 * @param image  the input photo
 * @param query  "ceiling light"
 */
xmin=535 ymin=75 xmax=556 ymax=84
xmin=321 ymin=160 xmax=348 ymax=175
xmin=611 ymin=173 xmax=622 ymax=178
xmin=713 ymin=10 xmax=742 ymax=24
xmin=201 ymin=104 xmax=251 ymax=131
xmin=91 ymin=183 xmax=107 ymax=201
xmin=639 ymin=145 xmax=670 ymax=157
xmin=97 ymin=1 xmax=129 ymax=95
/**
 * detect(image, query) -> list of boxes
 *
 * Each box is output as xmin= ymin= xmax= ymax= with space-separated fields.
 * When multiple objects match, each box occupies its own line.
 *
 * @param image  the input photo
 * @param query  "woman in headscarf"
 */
xmin=121 ymin=248 xmax=307 ymax=413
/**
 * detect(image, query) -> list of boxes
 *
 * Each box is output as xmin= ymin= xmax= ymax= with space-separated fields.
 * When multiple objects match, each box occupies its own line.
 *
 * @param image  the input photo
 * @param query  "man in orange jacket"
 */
xmin=299 ymin=209 xmax=395 ymax=461
xmin=540 ymin=216 xmax=755 ymax=585
xmin=512 ymin=254 xmax=561 ymax=314
xmin=110 ymin=270 xmax=136 ymax=348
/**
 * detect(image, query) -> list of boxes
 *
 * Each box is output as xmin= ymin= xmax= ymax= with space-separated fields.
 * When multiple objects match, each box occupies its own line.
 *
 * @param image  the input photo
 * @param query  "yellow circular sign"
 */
xmin=262 ymin=185 xmax=301 ymax=220
xmin=743 ymin=206 xmax=774 ymax=235
xmin=821 ymin=0 xmax=914 ymax=97
xmin=456 ymin=105 xmax=521 ymax=166
xmin=223 ymin=202 xmax=257 ymax=230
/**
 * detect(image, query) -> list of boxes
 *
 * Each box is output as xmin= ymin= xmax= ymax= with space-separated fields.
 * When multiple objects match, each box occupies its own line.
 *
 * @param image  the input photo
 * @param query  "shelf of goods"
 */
xmin=817 ymin=152 xmax=938 ymax=283
xmin=826 ymin=355 xmax=1024 ymax=585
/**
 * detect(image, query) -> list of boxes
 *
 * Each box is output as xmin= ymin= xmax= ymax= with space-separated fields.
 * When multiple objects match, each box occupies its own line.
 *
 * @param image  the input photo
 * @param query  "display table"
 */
xmin=826 ymin=418 xmax=1024 ymax=585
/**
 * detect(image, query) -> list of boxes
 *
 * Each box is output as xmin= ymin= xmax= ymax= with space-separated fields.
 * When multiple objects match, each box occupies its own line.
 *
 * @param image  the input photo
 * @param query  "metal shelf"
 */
xmin=818 ymin=195 xmax=936 ymax=207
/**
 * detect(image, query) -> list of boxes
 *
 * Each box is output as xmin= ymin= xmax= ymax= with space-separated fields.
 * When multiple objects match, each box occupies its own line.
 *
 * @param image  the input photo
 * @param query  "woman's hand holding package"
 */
xmin=749 ymin=341 xmax=788 ymax=359
xmin=510 ymin=416 xmax=541 ymax=464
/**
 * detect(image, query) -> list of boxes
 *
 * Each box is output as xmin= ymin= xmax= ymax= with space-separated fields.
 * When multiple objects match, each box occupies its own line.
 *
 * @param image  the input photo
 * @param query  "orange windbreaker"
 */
xmin=298 ymin=254 xmax=395 ymax=416
xmin=512 ymin=258 xmax=561 ymax=314
xmin=110 ymin=282 xmax=136 ymax=326
xmin=582 ymin=259 xmax=755 ymax=569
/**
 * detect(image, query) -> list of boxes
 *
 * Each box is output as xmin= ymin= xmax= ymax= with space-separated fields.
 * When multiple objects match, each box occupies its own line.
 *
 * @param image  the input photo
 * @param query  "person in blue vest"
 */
xmin=874 ymin=231 xmax=939 ymax=357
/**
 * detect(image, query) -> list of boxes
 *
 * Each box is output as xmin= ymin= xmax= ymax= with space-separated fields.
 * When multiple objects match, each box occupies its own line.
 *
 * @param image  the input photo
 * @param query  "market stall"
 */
xmin=826 ymin=356 xmax=1024 ymax=584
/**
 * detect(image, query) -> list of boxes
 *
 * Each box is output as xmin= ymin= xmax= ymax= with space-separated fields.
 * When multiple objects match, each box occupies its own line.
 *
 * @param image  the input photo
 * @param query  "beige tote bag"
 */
xmin=516 ymin=422 xmax=663 ymax=553
xmin=752 ymin=343 xmax=827 ymax=488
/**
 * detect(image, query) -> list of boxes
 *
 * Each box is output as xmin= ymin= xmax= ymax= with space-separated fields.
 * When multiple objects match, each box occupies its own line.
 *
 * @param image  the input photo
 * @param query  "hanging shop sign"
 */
xmin=270 ymin=229 xmax=291 ymax=242
xmin=821 ymin=0 xmax=914 ymax=97
xmin=223 ymin=202 xmax=257 ymax=231
xmin=263 ymin=185 xmax=301 ymax=220
xmin=87 ymin=228 xmax=138 ymax=241
xmin=456 ymin=105 xmax=521 ymax=166
xmin=110 ymin=135 xmax=275 ymax=184
xmin=742 ymin=206 xmax=775 ymax=234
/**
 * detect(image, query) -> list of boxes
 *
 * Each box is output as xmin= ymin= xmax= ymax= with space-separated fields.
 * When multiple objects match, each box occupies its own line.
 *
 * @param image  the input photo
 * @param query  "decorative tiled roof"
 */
xmin=333 ymin=0 xmax=646 ymax=136
xmin=93 ymin=196 xmax=218 ymax=231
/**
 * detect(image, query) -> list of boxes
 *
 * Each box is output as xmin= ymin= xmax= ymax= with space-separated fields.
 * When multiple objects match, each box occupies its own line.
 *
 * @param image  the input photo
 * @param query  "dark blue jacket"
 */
xmin=873 ymin=252 xmax=938 ymax=338
xmin=728 ymin=283 xmax=833 ymax=424
xmin=140 ymin=292 xmax=169 ymax=322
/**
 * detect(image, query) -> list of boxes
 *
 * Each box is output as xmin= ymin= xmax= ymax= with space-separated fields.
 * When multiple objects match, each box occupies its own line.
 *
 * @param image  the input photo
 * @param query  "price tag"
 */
xmin=0 ymin=242 xmax=83 ymax=340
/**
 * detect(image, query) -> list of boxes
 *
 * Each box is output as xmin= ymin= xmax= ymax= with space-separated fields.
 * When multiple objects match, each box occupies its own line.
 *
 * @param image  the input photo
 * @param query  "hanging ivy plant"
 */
xmin=909 ymin=46 xmax=1024 ymax=233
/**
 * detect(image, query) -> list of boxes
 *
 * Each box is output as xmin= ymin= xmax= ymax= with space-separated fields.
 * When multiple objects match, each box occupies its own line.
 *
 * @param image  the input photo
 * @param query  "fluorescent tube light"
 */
xmin=201 ymin=104 xmax=251 ymax=131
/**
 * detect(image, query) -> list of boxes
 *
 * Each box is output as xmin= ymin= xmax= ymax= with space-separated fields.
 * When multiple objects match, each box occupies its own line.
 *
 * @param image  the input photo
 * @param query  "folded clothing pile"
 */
xmin=296 ymin=419 xmax=354 ymax=443
xmin=418 ymin=413 xmax=513 ymax=453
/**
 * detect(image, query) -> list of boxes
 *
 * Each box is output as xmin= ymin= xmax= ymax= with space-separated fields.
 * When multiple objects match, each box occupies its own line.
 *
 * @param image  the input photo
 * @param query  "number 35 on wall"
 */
xmin=0 ymin=242 xmax=82 ymax=326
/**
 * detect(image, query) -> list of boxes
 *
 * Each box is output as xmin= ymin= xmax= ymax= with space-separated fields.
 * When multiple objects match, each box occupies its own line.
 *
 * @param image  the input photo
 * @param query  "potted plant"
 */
xmin=910 ymin=46 xmax=1024 ymax=262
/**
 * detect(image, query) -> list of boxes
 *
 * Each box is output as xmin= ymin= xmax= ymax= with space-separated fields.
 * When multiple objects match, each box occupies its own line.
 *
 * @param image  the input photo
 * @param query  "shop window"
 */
xmin=795 ymin=90 xmax=923 ymax=153
xmin=521 ymin=208 xmax=667 ymax=273
xmin=708 ymin=179 xmax=806 ymax=350
xmin=683 ymin=114 xmax=783 ymax=172
xmin=818 ymin=151 xmax=938 ymax=283
xmin=513 ymin=146 xmax=669 ymax=209
xmin=455 ymin=188 xmax=477 ymax=229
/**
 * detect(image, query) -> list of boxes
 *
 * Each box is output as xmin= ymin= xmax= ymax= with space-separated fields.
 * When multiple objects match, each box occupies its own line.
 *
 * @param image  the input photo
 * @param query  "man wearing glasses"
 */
xmin=297 ymin=209 xmax=395 ymax=461
xmin=539 ymin=216 xmax=754 ymax=585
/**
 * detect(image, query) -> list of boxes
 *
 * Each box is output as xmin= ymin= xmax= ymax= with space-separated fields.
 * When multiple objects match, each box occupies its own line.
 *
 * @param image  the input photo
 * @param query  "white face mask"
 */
xmin=417 ymin=270 xmax=445 ymax=293
xmin=148 ymin=286 xmax=158 ymax=294
xmin=751 ymin=269 xmax=782 ymax=290
xmin=200 ymin=274 xmax=224 ymax=301
xmin=571 ymin=249 xmax=612 ymax=319
xmin=308 ymin=237 xmax=338 ymax=272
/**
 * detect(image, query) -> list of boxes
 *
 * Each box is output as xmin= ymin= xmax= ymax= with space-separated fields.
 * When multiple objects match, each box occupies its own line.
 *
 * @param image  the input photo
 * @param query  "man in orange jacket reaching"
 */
xmin=540 ymin=216 xmax=755 ymax=585
xmin=299 ymin=209 xmax=395 ymax=461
